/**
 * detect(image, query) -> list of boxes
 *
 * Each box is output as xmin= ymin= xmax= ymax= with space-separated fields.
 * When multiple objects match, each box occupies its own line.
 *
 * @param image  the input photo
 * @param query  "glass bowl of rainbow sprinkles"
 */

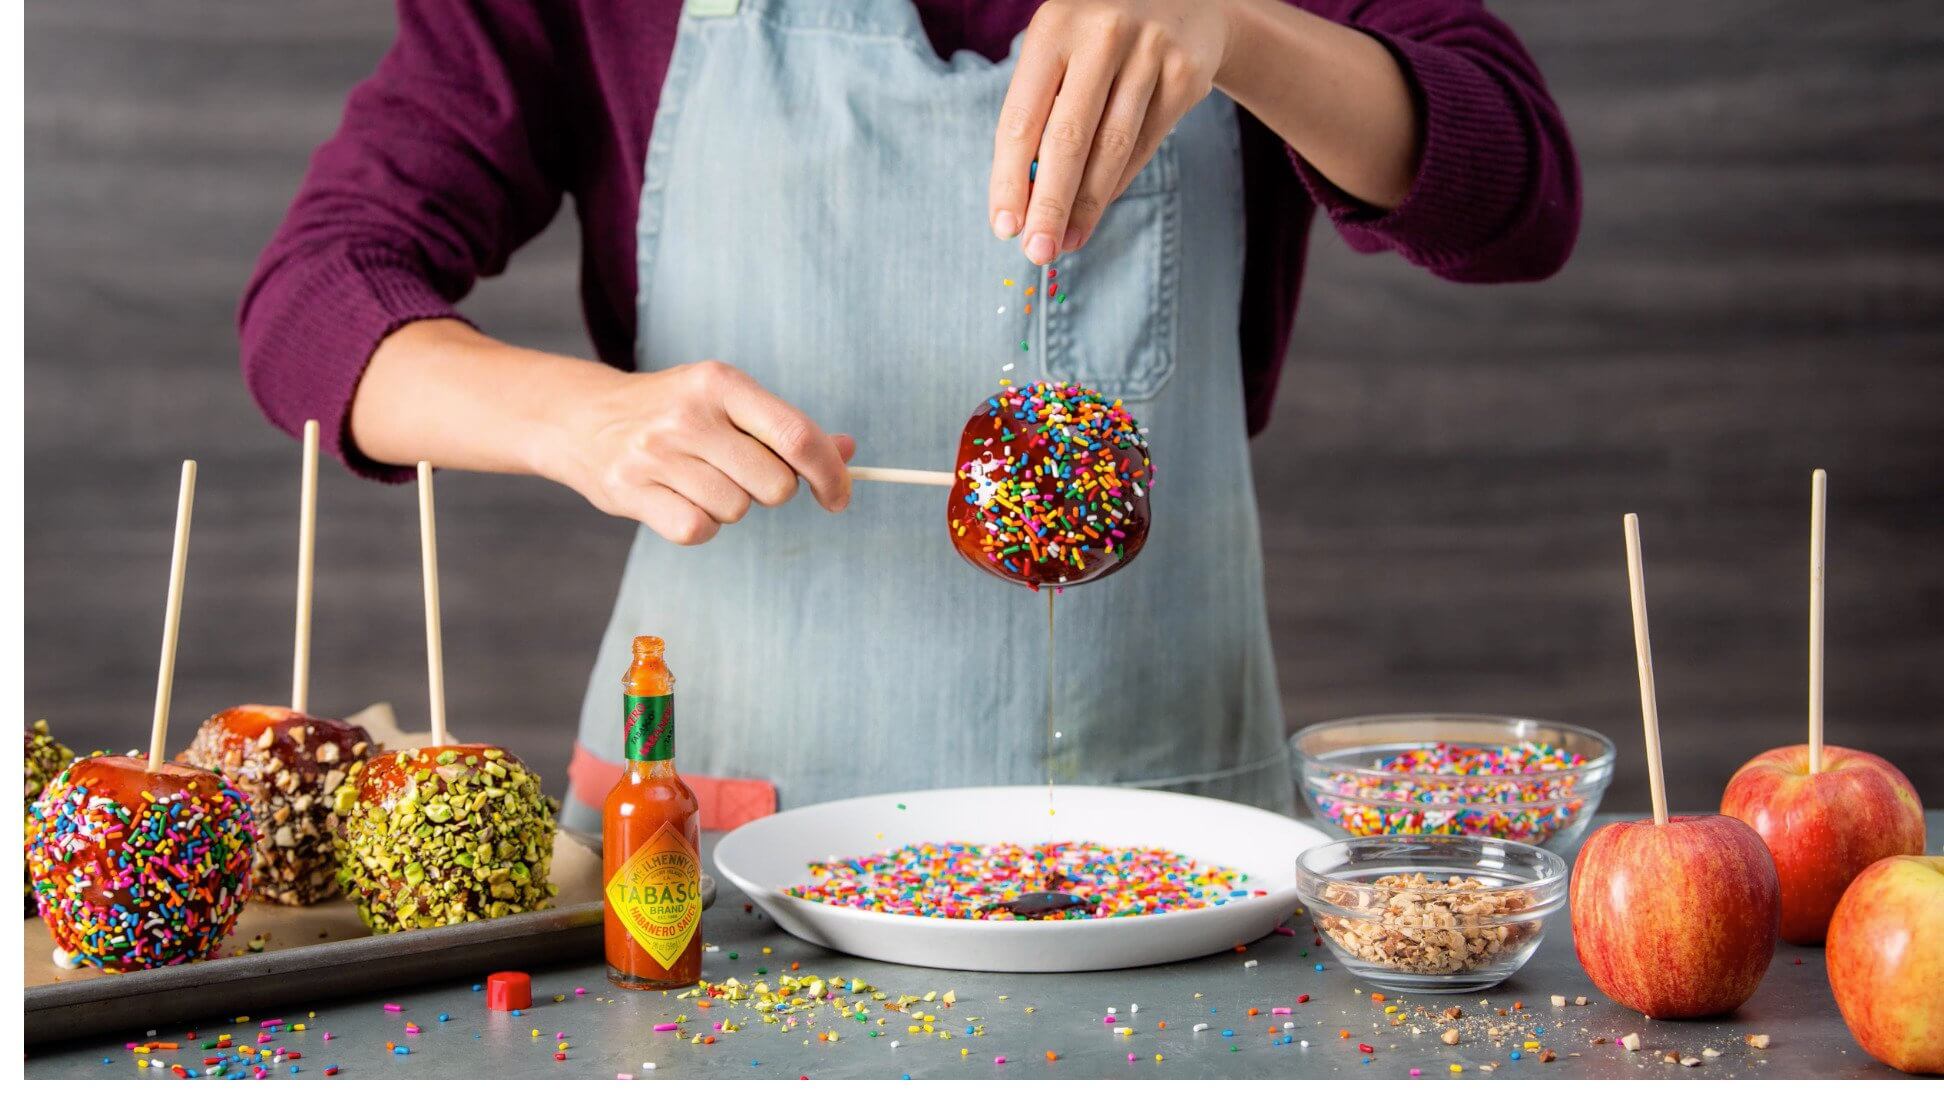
xmin=1290 ymin=714 xmax=1615 ymax=849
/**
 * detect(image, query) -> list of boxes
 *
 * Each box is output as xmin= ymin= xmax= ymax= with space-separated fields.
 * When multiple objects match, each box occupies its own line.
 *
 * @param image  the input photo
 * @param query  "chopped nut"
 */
xmin=1680 ymin=1055 xmax=1701 ymax=1068
xmin=1441 ymin=1029 xmax=1461 ymax=1045
xmin=1540 ymin=1049 xmax=1557 ymax=1063
xmin=1315 ymin=872 xmax=1537 ymax=976
xmin=1550 ymin=995 xmax=1567 ymax=1007
xmin=1745 ymin=1034 xmax=1770 ymax=1050
xmin=1574 ymin=996 xmax=1588 ymax=1006
xmin=1662 ymin=1051 xmax=1680 ymax=1064
xmin=1701 ymin=1048 xmax=1722 ymax=1059
xmin=1442 ymin=1007 xmax=1464 ymax=1020
xmin=1591 ymin=1037 xmax=1608 ymax=1045
xmin=1620 ymin=1033 xmax=1642 ymax=1052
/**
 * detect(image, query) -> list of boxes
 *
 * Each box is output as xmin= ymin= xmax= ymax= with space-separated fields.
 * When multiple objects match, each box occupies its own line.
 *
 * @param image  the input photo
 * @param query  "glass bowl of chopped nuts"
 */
xmin=1291 ymin=714 xmax=1616 ymax=849
xmin=1295 ymin=834 xmax=1569 ymax=992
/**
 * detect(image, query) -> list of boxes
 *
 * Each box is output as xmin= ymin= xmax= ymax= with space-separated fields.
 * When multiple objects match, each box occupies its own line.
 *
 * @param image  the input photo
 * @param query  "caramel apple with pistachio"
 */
xmin=331 ymin=744 xmax=558 ymax=932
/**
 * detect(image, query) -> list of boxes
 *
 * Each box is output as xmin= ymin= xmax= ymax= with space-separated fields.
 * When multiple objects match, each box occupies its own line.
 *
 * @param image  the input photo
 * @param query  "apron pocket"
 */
xmin=1043 ymin=137 xmax=1180 ymax=403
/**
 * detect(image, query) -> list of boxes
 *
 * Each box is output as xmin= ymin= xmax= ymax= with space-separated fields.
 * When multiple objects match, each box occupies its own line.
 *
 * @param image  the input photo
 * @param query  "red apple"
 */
xmin=1570 ymin=814 xmax=1780 ymax=1018
xmin=1827 ymin=855 xmax=1944 ymax=1074
xmin=1722 ymin=744 xmax=1924 ymax=944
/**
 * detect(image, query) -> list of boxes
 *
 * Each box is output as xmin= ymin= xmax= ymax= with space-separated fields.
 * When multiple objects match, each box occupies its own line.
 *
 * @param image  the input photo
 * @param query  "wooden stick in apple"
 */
xmin=1622 ymin=512 xmax=1667 ymax=825
xmin=1568 ymin=513 xmax=1781 ymax=1019
xmin=1722 ymin=470 xmax=1925 ymax=943
xmin=178 ymin=419 xmax=383 ymax=908
xmin=417 ymin=461 xmax=449 ymax=747
xmin=847 ymin=465 xmax=953 ymax=487
xmin=25 ymin=458 xmax=260 ymax=969
xmin=147 ymin=460 xmax=197 ymax=772
xmin=290 ymin=420 xmax=319 ymax=715
xmin=1806 ymin=467 xmax=1826 ymax=774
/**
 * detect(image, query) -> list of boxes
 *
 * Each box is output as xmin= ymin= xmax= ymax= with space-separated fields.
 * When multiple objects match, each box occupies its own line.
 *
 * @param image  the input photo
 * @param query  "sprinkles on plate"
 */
xmin=784 ymin=841 xmax=1252 ymax=920
xmin=1309 ymin=741 xmax=1590 ymax=843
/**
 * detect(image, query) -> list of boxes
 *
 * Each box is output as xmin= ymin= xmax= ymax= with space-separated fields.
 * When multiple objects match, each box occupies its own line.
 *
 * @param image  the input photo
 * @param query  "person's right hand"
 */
xmin=541 ymin=358 xmax=855 ymax=546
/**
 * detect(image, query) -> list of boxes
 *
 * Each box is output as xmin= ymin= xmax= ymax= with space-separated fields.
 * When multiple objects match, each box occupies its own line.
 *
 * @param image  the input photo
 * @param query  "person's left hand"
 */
xmin=989 ymin=0 xmax=1234 ymax=266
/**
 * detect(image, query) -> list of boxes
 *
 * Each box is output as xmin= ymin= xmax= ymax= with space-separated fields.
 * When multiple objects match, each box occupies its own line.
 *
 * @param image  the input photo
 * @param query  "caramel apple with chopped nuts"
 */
xmin=179 ymin=704 xmax=379 ymax=905
xmin=331 ymin=744 xmax=558 ymax=932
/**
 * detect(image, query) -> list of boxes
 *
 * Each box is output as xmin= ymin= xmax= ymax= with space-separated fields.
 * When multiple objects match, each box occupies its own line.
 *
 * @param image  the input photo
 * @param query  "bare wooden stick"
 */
xmin=290 ymin=420 xmax=319 ymax=714
xmin=148 ymin=460 xmax=197 ymax=771
xmin=848 ymin=465 xmax=954 ymax=488
xmin=1623 ymin=513 xmax=1669 ymax=825
xmin=1808 ymin=468 xmax=1827 ymax=773
xmin=417 ymin=461 xmax=448 ymax=747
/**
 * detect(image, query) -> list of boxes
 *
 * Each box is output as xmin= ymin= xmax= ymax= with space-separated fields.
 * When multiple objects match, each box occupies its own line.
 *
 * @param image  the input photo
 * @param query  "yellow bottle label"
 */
xmin=604 ymin=822 xmax=701 ymax=970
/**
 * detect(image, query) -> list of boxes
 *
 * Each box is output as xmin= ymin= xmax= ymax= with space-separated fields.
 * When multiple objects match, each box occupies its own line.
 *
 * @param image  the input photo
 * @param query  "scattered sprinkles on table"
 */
xmin=26 ymin=756 xmax=256 ymax=970
xmin=783 ymin=841 xmax=1252 ymax=920
xmin=948 ymin=380 xmax=1153 ymax=591
xmin=1309 ymin=740 xmax=1590 ymax=842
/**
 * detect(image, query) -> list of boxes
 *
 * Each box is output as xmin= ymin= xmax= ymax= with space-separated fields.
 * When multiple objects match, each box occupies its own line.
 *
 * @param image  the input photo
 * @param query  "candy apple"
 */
xmin=1826 ymin=855 xmax=1944 ymax=1074
xmin=1570 ymin=814 xmax=1780 ymax=1018
xmin=26 ymin=755 xmax=256 ymax=969
xmin=1722 ymin=744 xmax=1923 ymax=944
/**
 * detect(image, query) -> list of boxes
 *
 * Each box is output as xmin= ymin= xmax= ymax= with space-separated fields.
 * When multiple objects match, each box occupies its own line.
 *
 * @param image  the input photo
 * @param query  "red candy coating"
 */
xmin=947 ymin=380 xmax=1153 ymax=590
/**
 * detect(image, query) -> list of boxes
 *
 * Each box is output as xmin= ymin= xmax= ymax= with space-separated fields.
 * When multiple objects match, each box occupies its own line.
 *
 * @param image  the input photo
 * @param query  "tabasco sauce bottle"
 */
xmin=602 ymin=635 xmax=702 ymax=989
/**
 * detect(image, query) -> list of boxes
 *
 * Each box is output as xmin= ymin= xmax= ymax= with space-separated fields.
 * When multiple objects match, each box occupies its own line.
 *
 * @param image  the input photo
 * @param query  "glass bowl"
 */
xmin=1295 ymin=835 xmax=1568 ymax=992
xmin=1291 ymin=713 xmax=1615 ymax=850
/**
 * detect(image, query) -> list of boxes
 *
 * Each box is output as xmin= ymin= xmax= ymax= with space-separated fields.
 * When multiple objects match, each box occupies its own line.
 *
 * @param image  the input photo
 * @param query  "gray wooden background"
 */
xmin=24 ymin=2 xmax=1943 ymax=813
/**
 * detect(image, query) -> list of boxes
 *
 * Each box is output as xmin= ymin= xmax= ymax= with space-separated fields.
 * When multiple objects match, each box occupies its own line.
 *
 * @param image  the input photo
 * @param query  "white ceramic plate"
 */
xmin=714 ymin=786 xmax=1326 ymax=973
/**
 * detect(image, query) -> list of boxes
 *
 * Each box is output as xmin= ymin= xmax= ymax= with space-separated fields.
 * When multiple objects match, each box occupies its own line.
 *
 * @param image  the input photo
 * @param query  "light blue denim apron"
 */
xmin=564 ymin=0 xmax=1288 ymax=831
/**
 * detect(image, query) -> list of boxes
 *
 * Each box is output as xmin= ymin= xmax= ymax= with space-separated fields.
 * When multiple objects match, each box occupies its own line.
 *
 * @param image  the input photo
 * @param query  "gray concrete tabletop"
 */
xmin=24 ymin=811 xmax=1939 ymax=1080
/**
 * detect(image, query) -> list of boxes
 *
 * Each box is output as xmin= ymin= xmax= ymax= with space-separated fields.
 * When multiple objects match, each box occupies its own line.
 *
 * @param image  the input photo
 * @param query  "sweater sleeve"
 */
xmin=1291 ymin=0 xmax=1580 ymax=282
xmin=238 ymin=0 xmax=568 ymax=481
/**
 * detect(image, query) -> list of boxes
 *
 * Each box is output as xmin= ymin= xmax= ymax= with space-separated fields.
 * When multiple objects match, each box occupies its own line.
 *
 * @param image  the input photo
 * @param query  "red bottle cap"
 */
xmin=485 ymin=971 xmax=533 ymax=1012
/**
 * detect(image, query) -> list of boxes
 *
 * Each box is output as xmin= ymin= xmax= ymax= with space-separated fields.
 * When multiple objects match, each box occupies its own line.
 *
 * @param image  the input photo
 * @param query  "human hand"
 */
xmin=542 ymin=359 xmax=856 ymax=546
xmin=989 ymin=0 xmax=1234 ymax=265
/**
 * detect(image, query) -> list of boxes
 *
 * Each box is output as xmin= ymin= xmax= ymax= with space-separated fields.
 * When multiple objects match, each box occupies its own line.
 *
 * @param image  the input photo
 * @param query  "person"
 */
xmin=242 ymin=0 xmax=1579 ymax=833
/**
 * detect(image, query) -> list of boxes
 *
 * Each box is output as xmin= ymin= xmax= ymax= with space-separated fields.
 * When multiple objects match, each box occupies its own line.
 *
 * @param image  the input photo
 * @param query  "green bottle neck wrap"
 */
xmin=624 ymin=694 xmax=675 ymax=761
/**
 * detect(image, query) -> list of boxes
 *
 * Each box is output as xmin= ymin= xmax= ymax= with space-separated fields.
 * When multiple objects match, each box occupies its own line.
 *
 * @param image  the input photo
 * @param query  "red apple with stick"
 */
xmin=1570 ymin=514 xmax=1781 ymax=1019
xmin=1826 ymin=855 xmax=1944 ymax=1074
xmin=1722 ymin=471 xmax=1925 ymax=943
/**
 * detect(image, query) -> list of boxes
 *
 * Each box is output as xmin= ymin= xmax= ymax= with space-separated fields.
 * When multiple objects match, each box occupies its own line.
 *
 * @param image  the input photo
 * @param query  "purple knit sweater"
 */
xmin=241 ymin=0 xmax=1579 ymax=481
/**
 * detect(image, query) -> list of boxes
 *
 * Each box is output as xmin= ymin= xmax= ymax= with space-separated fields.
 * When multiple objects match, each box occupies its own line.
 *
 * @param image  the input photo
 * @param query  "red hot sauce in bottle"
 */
xmin=602 ymin=636 xmax=702 ymax=989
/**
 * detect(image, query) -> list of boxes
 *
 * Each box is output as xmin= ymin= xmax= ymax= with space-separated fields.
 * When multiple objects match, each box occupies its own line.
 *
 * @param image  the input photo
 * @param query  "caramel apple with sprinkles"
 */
xmin=947 ymin=380 xmax=1153 ymax=591
xmin=27 ymin=756 xmax=256 ymax=968
xmin=26 ymin=462 xmax=259 ymax=970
